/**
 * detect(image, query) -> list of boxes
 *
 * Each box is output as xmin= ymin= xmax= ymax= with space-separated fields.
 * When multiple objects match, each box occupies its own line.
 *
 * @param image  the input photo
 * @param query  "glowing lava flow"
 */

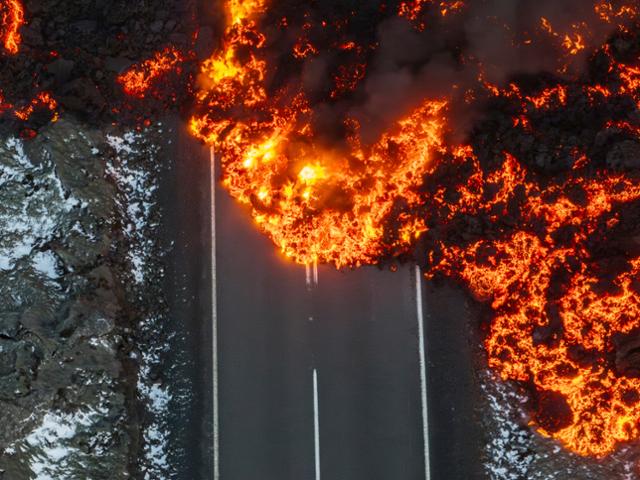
xmin=0 ymin=0 xmax=23 ymax=54
xmin=13 ymin=91 xmax=58 ymax=122
xmin=433 ymin=156 xmax=640 ymax=457
xmin=190 ymin=0 xmax=447 ymax=266
xmin=424 ymin=36 xmax=640 ymax=455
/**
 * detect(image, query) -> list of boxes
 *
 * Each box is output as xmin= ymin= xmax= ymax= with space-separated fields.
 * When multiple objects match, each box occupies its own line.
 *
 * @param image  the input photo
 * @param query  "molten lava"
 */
xmin=13 ymin=91 xmax=58 ymax=122
xmin=0 ymin=88 xmax=59 ymax=125
xmin=422 ymin=35 xmax=640 ymax=456
xmin=181 ymin=0 xmax=640 ymax=460
xmin=0 ymin=0 xmax=23 ymax=54
xmin=190 ymin=0 xmax=447 ymax=266
xmin=432 ymin=156 xmax=640 ymax=456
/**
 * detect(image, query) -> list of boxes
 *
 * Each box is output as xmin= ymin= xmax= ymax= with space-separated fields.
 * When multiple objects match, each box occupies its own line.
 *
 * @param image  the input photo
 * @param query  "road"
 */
xmin=215 ymin=182 xmax=428 ymax=479
xmin=211 ymin=146 xmax=485 ymax=480
xmin=159 ymin=119 xmax=215 ymax=479
xmin=169 ymin=128 xmax=485 ymax=479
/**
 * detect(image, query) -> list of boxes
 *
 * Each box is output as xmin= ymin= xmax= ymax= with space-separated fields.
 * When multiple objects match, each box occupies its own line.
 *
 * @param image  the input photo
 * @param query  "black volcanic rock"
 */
xmin=0 ymin=0 xmax=200 ymax=130
xmin=606 ymin=140 xmax=640 ymax=170
xmin=47 ymin=58 xmax=75 ymax=84
xmin=613 ymin=330 xmax=640 ymax=378
xmin=533 ymin=389 xmax=574 ymax=434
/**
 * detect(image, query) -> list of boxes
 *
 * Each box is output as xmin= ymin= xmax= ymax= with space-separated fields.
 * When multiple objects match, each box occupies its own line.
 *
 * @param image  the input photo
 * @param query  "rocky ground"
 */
xmin=0 ymin=0 xmax=214 ymax=477
xmin=0 ymin=115 xmax=191 ymax=479
xmin=0 ymin=118 xmax=133 ymax=478
xmin=0 ymin=0 xmax=204 ymax=131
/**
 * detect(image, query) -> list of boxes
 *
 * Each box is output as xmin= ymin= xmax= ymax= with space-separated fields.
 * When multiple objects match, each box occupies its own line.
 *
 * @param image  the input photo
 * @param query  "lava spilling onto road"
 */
xmin=183 ymin=0 xmax=640 ymax=459
xmin=188 ymin=0 xmax=448 ymax=266
xmin=5 ymin=0 xmax=640 ymax=462
xmin=428 ymin=152 xmax=640 ymax=456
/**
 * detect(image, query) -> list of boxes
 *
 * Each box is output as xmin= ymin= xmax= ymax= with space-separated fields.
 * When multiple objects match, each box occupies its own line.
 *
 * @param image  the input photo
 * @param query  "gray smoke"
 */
xmin=261 ymin=0 xmax=634 ymax=144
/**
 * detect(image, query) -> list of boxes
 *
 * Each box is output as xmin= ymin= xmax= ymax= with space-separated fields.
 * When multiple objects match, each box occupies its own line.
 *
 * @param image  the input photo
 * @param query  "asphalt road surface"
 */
xmin=173 ymin=129 xmax=485 ymax=479
xmin=216 ymin=184 xmax=429 ymax=479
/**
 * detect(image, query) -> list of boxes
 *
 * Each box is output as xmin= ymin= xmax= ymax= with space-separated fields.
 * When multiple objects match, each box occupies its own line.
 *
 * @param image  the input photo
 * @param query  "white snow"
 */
xmin=20 ymin=406 xmax=107 ymax=480
xmin=0 ymin=136 xmax=79 ymax=277
xmin=106 ymin=132 xmax=139 ymax=156
xmin=106 ymin=131 xmax=158 ymax=285
xmin=31 ymin=251 xmax=60 ymax=279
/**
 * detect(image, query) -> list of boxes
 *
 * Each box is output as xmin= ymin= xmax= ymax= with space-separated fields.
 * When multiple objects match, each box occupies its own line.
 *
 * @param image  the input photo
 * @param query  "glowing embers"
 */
xmin=14 ymin=91 xmax=58 ymax=122
xmin=118 ymin=46 xmax=184 ymax=98
xmin=546 ymin=4 xmax=639 ymax=65
xmin=539 ymin=17 xmax=588 ymax=57
xmin=398 ymin=0 xmax=464 ymax=21
xmin=0 ymin=90 xmax=59 ymax=123
xmin=595 ymin=1 xmax=639 ymax=24
xmin=0 ymin=0 xmax=24 ymax=54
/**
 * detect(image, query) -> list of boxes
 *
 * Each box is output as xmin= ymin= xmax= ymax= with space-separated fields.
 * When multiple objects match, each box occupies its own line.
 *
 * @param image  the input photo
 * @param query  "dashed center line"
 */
xmin=313 ymin=368 xmax=321 ymax=480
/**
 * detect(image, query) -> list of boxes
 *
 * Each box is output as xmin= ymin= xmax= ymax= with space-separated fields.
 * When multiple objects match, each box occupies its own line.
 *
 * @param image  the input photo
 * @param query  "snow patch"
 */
xmin=0 ymin=137 xmax=79 ymax=275
xmin=32 ymin=251 xmax=60 ymax=279
xmin=20 ymin=405 xmax=107 ymax=480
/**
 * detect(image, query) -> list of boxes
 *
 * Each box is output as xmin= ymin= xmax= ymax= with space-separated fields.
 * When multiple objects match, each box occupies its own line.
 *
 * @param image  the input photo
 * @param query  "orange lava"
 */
xmin=0 ymin=0 xmax=24 ymax=54
xmin=434 ymin=153 xmax=640 ymax=457
xmin=0 ymin=89 xmax=58 ymax=123
xmin=118 ymin=46 xmax=184 ymax=98
xmin=190 ymin=0 xmax=447 ymax=266
xmin=13 ymin=91 xmax=58 ymax=122
xmin=429 ymin=43 xmax=640 ymax=455
xmin=428 ymin=40 xmax=640 ymax=457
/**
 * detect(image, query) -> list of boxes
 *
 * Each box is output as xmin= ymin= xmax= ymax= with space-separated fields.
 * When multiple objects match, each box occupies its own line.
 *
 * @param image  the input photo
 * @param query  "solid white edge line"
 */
xmin=312 ymin=260 xmax=318 ymax=287
xmin=415 ymin=264 xmax=431 ymax=480
xmin=211 ymin=147 xmax=220 ymax=480
xmin=313 ymin=368 xmax=321 ymax=480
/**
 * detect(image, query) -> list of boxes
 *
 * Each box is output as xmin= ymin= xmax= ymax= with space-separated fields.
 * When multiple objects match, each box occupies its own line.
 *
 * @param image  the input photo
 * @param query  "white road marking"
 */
xmin=305 ymin=261 xmax=319 ymax=290
xmin=305 ymin=263 xmax=313 ymax=290
xmin=312 ymin=260 xmax=318 ymax=287
xmin=313 ymin=368 xmax=321 ymax=480
xmin=211 ymin=147 xmax=220 ymax=480
xmin=415 ymin=264 xmax=431 ymax=480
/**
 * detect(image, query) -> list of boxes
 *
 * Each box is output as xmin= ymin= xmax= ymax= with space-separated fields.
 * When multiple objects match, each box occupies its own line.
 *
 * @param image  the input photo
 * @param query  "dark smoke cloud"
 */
xmin=260 ymin=0 xmax=634 ymax=144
